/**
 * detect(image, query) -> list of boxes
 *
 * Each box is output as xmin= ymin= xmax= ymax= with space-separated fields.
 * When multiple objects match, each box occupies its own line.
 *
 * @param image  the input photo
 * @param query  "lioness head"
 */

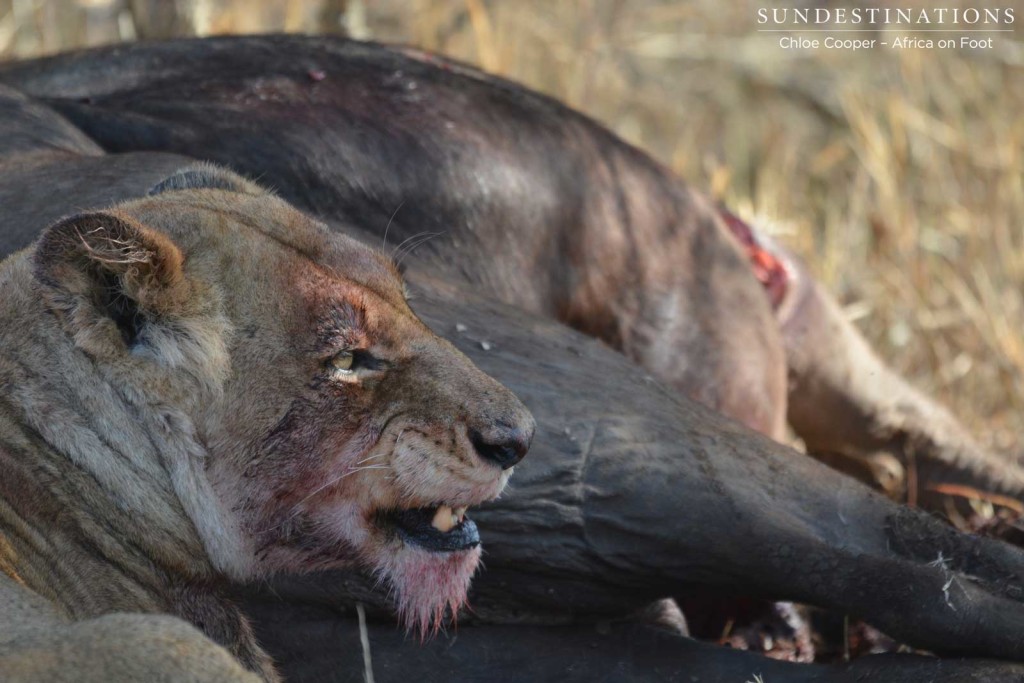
xmin=29 ymin=165 xmax=534 ymax=634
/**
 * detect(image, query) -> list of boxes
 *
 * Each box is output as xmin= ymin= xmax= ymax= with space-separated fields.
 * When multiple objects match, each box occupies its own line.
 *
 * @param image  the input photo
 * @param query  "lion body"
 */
xmin=0 ymin=574 xmax=260 ymax=683
xmin=0 ymin=86 xmax=266 ymax=681
xmin=0 ymin=185 xmax=295 ymax=682
xmin=0 ymin=81 xmax=534 ymax=680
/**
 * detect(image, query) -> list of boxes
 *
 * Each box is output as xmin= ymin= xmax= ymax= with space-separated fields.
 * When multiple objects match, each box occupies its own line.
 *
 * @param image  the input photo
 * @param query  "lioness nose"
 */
xmin=470 ymin=425 xmax=531 ymax=470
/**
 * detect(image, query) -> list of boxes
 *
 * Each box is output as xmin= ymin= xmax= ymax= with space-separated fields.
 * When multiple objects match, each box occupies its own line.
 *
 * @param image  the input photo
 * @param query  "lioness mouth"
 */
xmin=389 ymin=505 xmax=480 ymax=552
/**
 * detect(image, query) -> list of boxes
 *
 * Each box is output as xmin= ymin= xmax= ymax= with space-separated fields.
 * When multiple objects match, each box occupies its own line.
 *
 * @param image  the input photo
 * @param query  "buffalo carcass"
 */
xmin=2 ymin=46 xmax=1024 ymax=681
xmin=2 ymin=35 xmax=1016 ymax=504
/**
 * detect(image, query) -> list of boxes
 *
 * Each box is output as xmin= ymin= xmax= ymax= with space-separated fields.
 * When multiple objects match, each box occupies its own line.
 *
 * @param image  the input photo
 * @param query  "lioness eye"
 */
xmin=330 ymin=351 xmax=355 ymax=373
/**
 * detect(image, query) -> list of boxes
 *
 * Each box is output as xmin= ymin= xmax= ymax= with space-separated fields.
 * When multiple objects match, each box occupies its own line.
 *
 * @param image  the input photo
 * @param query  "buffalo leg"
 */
xmin=241 ymin=597 xmax=1024 ymax=683
xmin=776 ymin=249 xmax=1024 ymax=503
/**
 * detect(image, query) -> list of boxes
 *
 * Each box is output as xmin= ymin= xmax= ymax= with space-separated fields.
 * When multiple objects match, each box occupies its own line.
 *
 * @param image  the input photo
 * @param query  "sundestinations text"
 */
xmin=758 ymin=7 xmax=1014 ymax=26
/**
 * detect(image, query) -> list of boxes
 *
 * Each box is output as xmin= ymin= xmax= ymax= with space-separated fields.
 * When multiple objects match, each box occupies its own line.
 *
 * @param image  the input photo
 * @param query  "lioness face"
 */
xmin=35 ymin=168 xmax=534 ymax=635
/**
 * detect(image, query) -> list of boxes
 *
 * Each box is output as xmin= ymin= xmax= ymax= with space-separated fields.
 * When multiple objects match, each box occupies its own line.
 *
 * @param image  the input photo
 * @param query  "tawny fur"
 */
xmin=0 ymin=164 xmax=534 ymax=682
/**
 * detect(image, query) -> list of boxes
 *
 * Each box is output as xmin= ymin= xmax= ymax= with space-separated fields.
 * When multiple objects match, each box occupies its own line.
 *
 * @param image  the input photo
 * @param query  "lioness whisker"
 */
xmin=394 ymin=234 xmax=442 ymax=266
xmin=389 ymin=231 xmax=433 ymax=259
xmin=390 ymin=231 xmax=443 ymax=265
xmin=355 ymin=452 xmax=388 ymax=465
xmin=381 ymin=199 xmax=406 ymax=252
xmin=346 ymin=465 xmax=391 ymax=473
xmin=268 ymin=463 xmax=394 ymax=531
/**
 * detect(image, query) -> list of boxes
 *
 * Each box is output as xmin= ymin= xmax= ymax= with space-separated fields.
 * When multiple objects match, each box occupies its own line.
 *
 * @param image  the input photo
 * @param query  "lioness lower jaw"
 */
xmin=246 ymin=490 xmax=494 ymax=636
xmin=372 ymin=541 xmax=483 ymax=638
xmin=270 ymin=502 xmax=485 ymax=637
xmin=373 ymin=502 xmax=492 ymax=635
xmin=359 ymin=504 xmax=488 ymax=635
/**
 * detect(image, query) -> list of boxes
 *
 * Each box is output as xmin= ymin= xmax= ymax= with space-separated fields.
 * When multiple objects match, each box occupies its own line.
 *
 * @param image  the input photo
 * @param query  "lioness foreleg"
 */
xmin=0 ymin=575 xmax=260 ymax=683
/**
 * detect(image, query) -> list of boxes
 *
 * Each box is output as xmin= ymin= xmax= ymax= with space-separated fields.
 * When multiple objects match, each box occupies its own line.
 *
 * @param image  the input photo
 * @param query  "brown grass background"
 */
xmin=3 ymin=0 xmax=1023 ymax=449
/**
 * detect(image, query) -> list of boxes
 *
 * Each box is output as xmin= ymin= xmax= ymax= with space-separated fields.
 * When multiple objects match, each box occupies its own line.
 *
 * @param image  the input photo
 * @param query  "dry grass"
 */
xmin=3 ymin=0 xmax=1023 ymax=447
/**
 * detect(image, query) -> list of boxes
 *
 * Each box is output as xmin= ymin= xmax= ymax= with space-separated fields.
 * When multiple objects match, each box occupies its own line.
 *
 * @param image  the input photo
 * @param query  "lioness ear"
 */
xmin=34 ymin=212 xmax=189 ymax=351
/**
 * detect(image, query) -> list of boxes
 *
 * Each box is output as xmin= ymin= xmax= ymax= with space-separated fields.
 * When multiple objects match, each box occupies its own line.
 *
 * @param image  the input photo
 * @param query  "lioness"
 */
xmin=0 ymin=165 xmax=534 ymax=681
